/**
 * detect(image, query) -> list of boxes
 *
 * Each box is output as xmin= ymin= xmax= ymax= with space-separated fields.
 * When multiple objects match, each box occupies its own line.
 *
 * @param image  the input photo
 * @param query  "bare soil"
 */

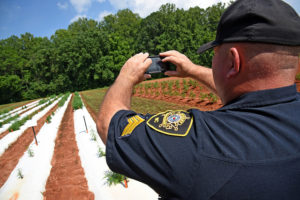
xmin=0 ymin=103 xmax=58 ymax=187
xmin=0 ymin=130 xmax=10 ymax=140
xmin=43 ymin=95 xmax=94 ymax=200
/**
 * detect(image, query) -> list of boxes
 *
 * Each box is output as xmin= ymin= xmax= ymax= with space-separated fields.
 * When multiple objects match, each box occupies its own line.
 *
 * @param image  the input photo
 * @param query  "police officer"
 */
xmin=97 ymin=0 xmax=300 ymax=199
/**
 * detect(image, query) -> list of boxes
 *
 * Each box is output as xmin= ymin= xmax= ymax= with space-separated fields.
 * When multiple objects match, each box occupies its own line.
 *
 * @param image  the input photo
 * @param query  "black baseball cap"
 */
xmin=197 ymin=0 xmax=300 ymax=54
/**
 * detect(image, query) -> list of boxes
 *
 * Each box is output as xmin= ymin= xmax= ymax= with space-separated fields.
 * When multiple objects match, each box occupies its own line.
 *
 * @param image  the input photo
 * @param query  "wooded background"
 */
xmin=0 ymin=3 xmax=227 ymax=104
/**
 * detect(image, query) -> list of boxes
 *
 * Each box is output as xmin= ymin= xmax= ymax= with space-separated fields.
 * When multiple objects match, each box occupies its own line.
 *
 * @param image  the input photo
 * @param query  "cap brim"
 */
xmin=197 ymin=41 xmax=219 ymax=54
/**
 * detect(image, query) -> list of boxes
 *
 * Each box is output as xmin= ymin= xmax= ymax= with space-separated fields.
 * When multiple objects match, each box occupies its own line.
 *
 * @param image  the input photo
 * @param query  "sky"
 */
xmin=0 ymin=0 xmax=299 ymax=40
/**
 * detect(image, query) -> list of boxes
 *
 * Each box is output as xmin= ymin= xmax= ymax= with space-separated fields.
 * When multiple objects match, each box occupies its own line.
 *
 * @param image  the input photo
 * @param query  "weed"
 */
xmin=46 ymin=115 xmax=52 ymax=123
xmin=17 ymin=169 xmax=24 ymax=179
xmin=296 ymin=73 xmax=300 ymax=80
xmin=181 ymin=92 xmax=186 ymax=98
xmin=90 ymin=133 xmax=97 ymax=141
xmin=208 ymin=93 xmax=218 ymax=103
xmin=189 ymin=91 xmax=196 ymax=100
xmin=175 ymin=80 xmax=180 ymax=89
xmin=104 ymin=170 xmax=126 ymax=186
xmin=97 ymin=146 xmax=106 ymax=157
xmin=199 ymin=93 xmax=208 ymax=101
xmin=183 ymin=84 xmax=189 ymax=93
xmin=27 ymin=147 xmax=34 ymax=157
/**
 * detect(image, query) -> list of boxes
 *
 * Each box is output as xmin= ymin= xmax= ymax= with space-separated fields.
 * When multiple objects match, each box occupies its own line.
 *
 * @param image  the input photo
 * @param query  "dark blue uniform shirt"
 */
xmin=106 ymin=85 xmax=300 ymax=200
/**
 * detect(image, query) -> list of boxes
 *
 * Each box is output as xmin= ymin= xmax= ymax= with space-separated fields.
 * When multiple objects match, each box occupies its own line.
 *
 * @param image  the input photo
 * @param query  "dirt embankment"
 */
xmin=81 ymin=95 xmax=97 ymax=123
xmin=133 ymin=77 xmax=223 ymax=111
xmin=0 ymin=104 xmax=59 ymax=187
xmin=43 ymin=95 xmax=94 ymax=200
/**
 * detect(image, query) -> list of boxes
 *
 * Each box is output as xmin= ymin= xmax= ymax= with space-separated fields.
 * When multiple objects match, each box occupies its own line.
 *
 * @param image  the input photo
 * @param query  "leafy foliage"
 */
xmin=0 ymin=3 xmax=227 ymax=104
xmin=104 ymin=170 xmax=126 ymax=186
xmin=58 ymin=92 xmax=70 ymax=107
xmin=72 ymin=92 xmax=83 ymax=110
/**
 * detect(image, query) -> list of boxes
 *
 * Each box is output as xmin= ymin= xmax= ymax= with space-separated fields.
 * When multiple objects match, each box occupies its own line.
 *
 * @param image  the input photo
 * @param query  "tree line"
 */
xmin=0 ymin=3 xmax=227 ymax=104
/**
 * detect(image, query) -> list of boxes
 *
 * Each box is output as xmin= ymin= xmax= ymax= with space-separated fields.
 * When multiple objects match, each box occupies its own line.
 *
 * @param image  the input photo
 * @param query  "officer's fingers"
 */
xmin=139 ymin=58 xmax=151 ymax=73
xmin=143 ymin=74 xmax=151 ymax=80
xmin=160 ymin=50 xmax=186 ymax=59
xmin=162 ymin=56 xmax=182 ymax=66
xmin=136 ymin=52 xmax=149 ymax=61
xmin=160 ymin=50 xmax=180 ymax=57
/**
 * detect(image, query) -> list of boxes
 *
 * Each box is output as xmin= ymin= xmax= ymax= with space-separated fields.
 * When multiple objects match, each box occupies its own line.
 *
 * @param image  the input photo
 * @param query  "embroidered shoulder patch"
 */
xmin=121 ymin=115 xmax=145 ymax=137
xmin=146 ymin=110 xmax=193 ymax=136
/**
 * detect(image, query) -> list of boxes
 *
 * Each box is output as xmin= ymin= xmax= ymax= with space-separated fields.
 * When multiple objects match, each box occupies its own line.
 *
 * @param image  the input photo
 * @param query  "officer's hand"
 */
xmin=160 ymin=50 xmax=198 ymax=78
xmin=118 ymin=53 xmax=152 ymax=86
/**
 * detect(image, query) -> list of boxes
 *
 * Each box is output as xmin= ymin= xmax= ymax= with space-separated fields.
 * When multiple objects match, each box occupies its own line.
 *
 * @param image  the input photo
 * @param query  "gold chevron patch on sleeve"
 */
xmin=121 ymin=115 xmax=145 ymax=137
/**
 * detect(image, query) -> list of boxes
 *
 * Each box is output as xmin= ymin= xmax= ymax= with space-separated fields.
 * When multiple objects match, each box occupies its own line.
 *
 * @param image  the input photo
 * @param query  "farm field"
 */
xmin=0 ymin=76 xmax=299 ymax=200
xmin=0 ymin=92 xmax=157 ymax=200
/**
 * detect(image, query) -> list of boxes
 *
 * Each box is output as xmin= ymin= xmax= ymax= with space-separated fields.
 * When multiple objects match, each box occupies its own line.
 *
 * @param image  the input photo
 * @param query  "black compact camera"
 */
xmin=146 ymin=56 xmax=175 ymax=74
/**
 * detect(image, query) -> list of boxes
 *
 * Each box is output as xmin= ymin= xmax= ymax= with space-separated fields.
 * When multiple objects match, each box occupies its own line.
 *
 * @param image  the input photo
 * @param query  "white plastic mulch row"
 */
xmin=0 ymin=100 xmax=40 ymax=120
xmin=0 ymin=97 xmax=62 ymax=157
xmin=0 ymin=98 xmax=55 ymax=135
xmin=74 ymin=95 xmax=157 ymax=200
xmin=0 ymin=100 xmax=39 ymax=123
xmin=0 ymin=95 xmax=71 ymax=200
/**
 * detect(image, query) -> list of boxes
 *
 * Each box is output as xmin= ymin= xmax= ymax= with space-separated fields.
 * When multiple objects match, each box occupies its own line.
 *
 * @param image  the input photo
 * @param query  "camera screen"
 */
xmin=146 ymin=56 xmax=168 ymax=74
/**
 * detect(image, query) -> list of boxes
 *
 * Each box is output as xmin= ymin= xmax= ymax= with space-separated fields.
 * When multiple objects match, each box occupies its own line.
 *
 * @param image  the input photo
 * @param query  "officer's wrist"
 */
xmin=115 ymin=75 xmax=135 ymax=91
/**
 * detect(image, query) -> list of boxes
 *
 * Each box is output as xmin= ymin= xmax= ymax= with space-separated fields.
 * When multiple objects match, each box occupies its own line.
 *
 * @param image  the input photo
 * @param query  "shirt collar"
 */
xmin=219 ymin=84 xmax=298 ymax=110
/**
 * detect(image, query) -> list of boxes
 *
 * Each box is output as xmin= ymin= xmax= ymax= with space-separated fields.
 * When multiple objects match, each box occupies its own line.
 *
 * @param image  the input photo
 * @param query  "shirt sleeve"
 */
xmin=106 ymin=109 xmax=198 ymax=198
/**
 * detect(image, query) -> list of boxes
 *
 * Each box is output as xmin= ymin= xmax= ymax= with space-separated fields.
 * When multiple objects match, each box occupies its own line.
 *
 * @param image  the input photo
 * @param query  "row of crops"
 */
xmin=134 ymin=78 xmax=219 ymax=103
xmin=0 ymin=92 xmax=156 ymax=200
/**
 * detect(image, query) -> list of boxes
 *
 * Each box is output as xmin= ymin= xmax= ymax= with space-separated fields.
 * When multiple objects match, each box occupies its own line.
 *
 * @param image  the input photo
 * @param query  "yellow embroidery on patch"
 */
xmin=146 ymin=110 xmax=193 ymax=137
xmin=121 ymin=115 xmax=145 ymax=136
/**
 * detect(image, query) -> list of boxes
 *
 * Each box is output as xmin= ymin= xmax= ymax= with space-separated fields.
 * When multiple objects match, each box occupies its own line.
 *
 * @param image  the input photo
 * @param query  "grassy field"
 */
xmin=80 ymin=87 xmax=194 ymax=116
xmin=0 ymin=99 xmax=36 ymax=114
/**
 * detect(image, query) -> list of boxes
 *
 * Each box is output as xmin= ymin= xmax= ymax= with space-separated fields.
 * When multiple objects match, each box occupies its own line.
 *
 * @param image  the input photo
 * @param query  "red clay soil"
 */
xmin=0 ymin=130 xmax=10 ymax=140
xmin=0 ymin=103 xmax=59 ymax=187
xmin=43 ymin=95 xmax=94 ymax=200
xmin=134 ymin=77 xmax=223 ymax=111
xmin=134 ymin=77 xmax=300 ymax=110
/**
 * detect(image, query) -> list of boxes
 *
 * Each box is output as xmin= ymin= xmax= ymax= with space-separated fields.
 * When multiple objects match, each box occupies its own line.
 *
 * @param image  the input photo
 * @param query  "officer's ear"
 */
xmin=226 ymin=47 xmax=241 ymax=79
